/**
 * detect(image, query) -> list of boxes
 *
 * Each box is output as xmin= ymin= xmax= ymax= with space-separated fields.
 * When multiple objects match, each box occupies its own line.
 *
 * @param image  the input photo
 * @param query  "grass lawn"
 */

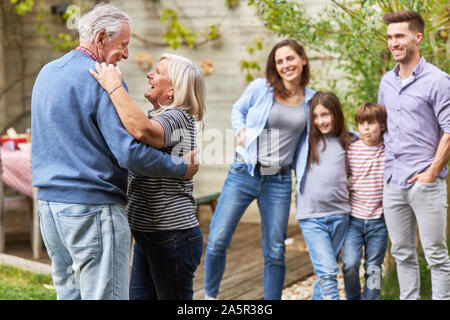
xmin=0 ymin=265 xmax=56 ymax=300
xmin=381 ymin=254 xmax=432 ymax=300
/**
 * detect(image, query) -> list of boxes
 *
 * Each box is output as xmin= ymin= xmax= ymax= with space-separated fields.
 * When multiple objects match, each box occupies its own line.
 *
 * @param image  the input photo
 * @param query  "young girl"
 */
xmin=296 ymin=91 xmax=351 ymax=300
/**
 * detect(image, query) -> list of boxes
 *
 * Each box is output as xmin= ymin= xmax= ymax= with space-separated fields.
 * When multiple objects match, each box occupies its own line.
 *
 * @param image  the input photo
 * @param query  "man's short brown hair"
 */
xmin=355 ymin=102 xmax=387 ymax=130
xmin=383 ymin=10 xmax=425 ymax=34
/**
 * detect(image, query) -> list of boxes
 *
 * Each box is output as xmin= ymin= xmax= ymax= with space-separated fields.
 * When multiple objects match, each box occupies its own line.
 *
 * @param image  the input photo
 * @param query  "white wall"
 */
xmin=1 ymin=0 xmax=333 ymax=224
xmin=108 ymin=0 xmax=333 ymax=224
xmin=0 ymin=1 xmax=74 ymax=133
xmin=110 ymin=0 xmax=280 ymax=223
xmin=108 ymin=0 xmax=332 ymax=224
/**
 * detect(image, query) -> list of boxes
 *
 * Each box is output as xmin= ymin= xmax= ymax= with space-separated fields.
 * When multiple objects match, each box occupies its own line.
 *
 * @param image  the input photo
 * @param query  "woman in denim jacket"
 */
xmin=204 ymin=39 xmax=316 ymax=300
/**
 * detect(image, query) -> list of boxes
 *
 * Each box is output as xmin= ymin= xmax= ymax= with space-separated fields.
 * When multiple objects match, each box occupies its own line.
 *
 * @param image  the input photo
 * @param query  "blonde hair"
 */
xmin=151 ymin=53 xmax=206 ymax=122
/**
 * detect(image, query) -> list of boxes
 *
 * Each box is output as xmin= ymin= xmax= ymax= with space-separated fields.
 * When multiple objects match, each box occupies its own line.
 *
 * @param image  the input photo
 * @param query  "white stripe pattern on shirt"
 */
xmin=347 ymin=139 xmax=385 ymax=219
xmin=127 ymin=108 xmax=199 ymax=232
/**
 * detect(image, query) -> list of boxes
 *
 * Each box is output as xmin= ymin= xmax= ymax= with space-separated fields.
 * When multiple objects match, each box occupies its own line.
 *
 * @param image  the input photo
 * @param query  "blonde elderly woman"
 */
xmin=90 ymin=53 xmax=206 ymax=300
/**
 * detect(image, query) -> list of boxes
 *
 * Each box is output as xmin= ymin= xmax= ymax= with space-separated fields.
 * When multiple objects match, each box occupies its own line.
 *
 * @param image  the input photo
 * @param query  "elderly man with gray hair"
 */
xmin=31 ymin=3 xmax=198 ymax=300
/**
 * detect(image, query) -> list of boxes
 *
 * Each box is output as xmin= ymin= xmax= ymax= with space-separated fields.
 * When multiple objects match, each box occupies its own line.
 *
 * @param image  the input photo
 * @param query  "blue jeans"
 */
xmin=129 ymin=226 xmax=203 ymax=300
xmin=39 ymin=201 xmax=131 ymax=300
xmin=299 ymin=214 xmax=349 ymax=300
xmin=204 ymin=158 xmax=292 ymax=300
xmin=342 ymin=216 xmax=388 ymax=300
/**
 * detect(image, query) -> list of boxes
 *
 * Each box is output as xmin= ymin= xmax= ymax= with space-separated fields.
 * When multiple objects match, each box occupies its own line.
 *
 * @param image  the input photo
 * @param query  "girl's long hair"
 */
xmin=307 ymin=91 xmax=350 ymax=170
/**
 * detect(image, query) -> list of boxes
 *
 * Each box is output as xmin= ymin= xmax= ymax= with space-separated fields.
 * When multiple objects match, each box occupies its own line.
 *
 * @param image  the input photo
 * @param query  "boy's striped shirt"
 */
xmin=347 ymin=139 xmax=385 ymax=219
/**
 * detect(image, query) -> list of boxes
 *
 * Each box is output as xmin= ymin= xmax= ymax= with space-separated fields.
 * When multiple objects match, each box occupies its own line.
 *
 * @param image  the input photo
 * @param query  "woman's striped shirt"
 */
xmin=347 ymin=139 xmax=385 ymax=219
xmin=126 ymin=108 xmax=199 ymax=232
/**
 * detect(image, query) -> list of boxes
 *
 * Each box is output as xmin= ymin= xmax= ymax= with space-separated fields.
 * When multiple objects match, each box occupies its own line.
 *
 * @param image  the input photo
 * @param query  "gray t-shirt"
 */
xmin=295 ymin=135 xmax=350 ymax=220
xmin=257 ymin=100 xmax=307 ymax=167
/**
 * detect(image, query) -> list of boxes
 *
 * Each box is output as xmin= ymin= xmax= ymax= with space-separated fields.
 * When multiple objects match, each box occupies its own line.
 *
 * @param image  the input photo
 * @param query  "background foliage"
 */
xmin=249 ymin=0 xmax=449 ymax=299
xmin=249 ymin=0 xmax=450 ymax=125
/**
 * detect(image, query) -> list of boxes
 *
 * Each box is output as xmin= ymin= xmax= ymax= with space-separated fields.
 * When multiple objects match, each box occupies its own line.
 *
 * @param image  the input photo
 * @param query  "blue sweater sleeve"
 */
xmin=96 ymin=88 xmax=188 ymax=178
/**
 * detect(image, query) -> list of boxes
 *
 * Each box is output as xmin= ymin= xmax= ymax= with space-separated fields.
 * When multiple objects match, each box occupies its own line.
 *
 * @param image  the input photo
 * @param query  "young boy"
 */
xmin=342 ymin=102 xmax=388 ymax=300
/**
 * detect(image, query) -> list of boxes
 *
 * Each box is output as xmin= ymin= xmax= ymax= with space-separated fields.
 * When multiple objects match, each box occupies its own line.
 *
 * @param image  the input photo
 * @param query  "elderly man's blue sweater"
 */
xmin=31 ymin=50 xmax=187 ymax=205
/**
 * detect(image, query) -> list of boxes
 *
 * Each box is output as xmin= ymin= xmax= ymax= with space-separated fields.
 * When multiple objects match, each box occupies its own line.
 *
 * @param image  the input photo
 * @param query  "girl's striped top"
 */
xmin=126 ymin=108 xmax=199 ymax=232
xmin=347 ymin=139 xmax=385 ymax=219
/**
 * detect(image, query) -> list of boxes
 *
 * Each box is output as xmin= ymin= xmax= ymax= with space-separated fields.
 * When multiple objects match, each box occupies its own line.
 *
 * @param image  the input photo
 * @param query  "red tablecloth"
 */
xmin=1 ymin=147 xmax=33 ymax=198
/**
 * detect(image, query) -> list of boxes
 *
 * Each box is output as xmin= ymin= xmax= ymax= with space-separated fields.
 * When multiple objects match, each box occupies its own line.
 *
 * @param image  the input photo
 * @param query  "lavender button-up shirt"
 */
xmin=378 ymin=56 xmax=450 ymax=188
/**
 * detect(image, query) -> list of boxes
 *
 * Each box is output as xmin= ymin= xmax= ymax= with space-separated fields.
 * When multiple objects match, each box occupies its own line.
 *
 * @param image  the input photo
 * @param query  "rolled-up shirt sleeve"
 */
xmin=432 ymin=73 xmax=450 ymax=133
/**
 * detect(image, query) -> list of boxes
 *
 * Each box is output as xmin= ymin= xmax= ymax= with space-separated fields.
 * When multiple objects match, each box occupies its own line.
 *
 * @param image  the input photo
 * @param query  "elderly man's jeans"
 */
xmin=204 ymin=158 xmax=292 ymax=300
xmin=342 ymin=216 xmax=388 ymax=300
xmin=129 ymin=226 xmax=203 ymax=300
xmin=39 ymin=201 xmax=131 ymax=300
xmin=299 ymin=214 xmax=349 ymax=300
xmin=383 ymin=179 xmax=450 ymax=300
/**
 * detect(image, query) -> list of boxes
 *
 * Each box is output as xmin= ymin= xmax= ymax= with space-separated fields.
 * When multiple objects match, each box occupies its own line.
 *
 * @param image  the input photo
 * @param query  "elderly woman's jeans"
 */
xmin=204 ymin=157 xmax=292 ymax=300
xmin=129 ymin=226 xmax=203 ymax=300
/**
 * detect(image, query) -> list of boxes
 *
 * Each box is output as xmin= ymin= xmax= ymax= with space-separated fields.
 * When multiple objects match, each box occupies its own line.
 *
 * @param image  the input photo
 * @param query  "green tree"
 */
xmin=248 ymin=0 xmax=449 ymax=124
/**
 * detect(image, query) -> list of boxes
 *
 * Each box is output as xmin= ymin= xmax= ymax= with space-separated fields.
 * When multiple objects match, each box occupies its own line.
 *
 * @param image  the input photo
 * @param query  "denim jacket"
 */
xmin=231 ymin=78 xmax=316 ymax=193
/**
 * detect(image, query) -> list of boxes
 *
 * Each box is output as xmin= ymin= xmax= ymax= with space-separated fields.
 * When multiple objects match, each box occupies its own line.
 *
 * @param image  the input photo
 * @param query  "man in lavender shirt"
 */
xmin=378 ymin=10 xmax=450 ymax=300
